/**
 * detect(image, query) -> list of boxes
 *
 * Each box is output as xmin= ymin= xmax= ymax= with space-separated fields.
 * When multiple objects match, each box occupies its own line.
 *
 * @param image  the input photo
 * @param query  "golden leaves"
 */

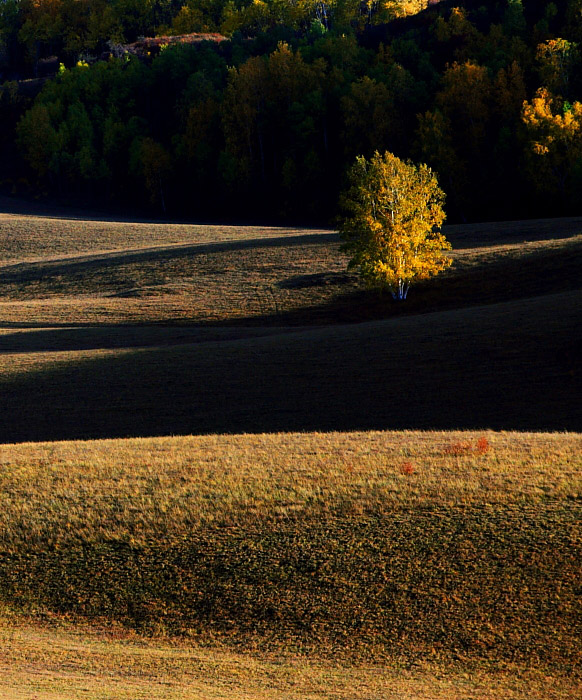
xmin=339 ymin=151 xmax=451 ymax=299
xmin=521 ymin=87 xmax=582 ymax=197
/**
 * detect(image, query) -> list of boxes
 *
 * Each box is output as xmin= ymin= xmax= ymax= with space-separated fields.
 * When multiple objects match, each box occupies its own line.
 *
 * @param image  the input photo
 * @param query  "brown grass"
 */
xmin=0 ymin=212 xmax=579 ymax=441
xmin=0 ymin=213 xmax=580 ymax=329
xmin=0 ymin=431 xmax=581 ymax=674
xmin=1 ymin=619 xmax=579 ymax=699
xmin=0 ymin=209 xmax=581 ymax=696
xmin=0 ymin=211 xmax=330 ymax=263
xmin=0 ymin=288 xmax=579 ymax=442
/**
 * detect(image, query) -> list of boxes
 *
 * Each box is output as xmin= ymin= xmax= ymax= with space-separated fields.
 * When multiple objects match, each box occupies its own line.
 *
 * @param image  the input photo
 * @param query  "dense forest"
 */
xmin=2 ymin=0 xmax=582 ymax=222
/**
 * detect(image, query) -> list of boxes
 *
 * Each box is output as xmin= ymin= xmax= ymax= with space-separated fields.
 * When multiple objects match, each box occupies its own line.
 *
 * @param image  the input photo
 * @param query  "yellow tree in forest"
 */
xmin=221 ymin=55 xmax=268 ymax=183
xmin=521 ymin=87 xmax=582 ymax=199
xmin=341 ymin=76 xmax=396 ymax=159
xmin=339 ymin=151 xmax=451 ymax=301
xmin=435 ymin=61 xmax=492 ymax=159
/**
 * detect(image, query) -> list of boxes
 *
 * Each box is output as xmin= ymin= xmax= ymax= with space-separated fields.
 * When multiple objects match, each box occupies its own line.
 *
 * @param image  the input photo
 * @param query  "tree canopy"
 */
xmin=339 ymin=151 xmax=451 ymax=300
xmin=4 ymin=2 xmax=582 ymax=221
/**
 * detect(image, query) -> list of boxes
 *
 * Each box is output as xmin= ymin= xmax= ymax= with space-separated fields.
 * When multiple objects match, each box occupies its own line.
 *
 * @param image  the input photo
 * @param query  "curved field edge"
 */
xmin=0 ymin=213 xmax=580 ymax=331
xmin=1 ymin=209 xmax=581 ymax=264
xmin=1 ymin=430 xmax=581 ymax=670
xmin=0 ymin=211 xmax=332 ymax=264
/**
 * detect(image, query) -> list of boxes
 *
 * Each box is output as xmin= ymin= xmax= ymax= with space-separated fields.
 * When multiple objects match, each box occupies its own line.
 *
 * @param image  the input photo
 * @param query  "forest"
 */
xmin=2 ymin=0 xmax=582 ymax=222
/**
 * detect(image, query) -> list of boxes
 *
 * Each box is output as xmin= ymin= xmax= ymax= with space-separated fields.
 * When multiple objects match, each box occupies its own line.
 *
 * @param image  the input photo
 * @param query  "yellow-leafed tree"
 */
xmin=339 ymin=151 xmax=451 ymax=301
xmin=521 ymin=87 xmax=582 ymax=201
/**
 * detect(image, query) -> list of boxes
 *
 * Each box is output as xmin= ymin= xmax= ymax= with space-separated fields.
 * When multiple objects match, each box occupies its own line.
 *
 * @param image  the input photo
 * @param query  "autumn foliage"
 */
xmin=5 ymin=1 xmax=582 ymax=221
xmin=444 ymin=436 xmax=491 ymax=456
xmin=339 ymin=151 xmax=451 ymax=300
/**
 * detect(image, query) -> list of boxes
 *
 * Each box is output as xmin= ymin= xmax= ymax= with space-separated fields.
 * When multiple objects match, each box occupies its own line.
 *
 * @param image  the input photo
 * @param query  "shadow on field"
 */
xmin=0 ymin=290 xmax=580 ymax=443
xmin=444 ymin=216 xmax=582 ymax=248
xmin=0 ymin=233 xmax=339 ymax=285
xmin=0 ymin=326 xmax=302 ymax=353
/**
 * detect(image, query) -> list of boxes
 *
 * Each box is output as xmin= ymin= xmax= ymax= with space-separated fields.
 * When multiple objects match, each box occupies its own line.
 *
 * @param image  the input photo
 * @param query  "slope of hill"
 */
xmin=0 ymin=212 xmax=580 ymax=442
xmin=0 ymin=288 xmax=580 ymax=443
xmin=1 ymin=212 xmax=580 ymax=329
xmin=0 ymin=430 xmax=581 ymax=699
xmin=3 ymin=620 xmax=579 ymax=700
xmin=0 ymin=209 xmax=581 ymax=698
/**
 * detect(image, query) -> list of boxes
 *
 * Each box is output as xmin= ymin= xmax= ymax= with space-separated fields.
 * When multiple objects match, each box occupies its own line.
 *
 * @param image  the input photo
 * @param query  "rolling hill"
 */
xmin=0 ymin=206 xmax=581 ymax=698
xmin=0 ymin=210 xmax=580 ymax=441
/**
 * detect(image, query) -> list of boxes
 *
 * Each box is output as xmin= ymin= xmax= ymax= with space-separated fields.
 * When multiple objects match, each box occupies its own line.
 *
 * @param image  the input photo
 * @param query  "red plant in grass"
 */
xmin=444 ymin=441 xmax=473 ymax=456
xmin=400 ymin=461 xmax=415 ymax=475
xmin=476 ymin=436 xmax=490 ymax=454
xmin=444 ymin=437 xmax=491 ymax=456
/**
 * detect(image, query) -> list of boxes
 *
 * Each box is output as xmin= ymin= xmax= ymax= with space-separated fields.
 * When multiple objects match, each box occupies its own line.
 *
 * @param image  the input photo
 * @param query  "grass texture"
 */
xmin=0 ymin=431 xmax=581 ymax=668
xmin=1 ymin=621 xmax=580 ymax=699
xmin=0 ymin=210 xmax=580 ymax=441
xmin=1 ymin=213 xmax=581 ymax=329
xmin=0 ymin=288 xmax=579 ymax=442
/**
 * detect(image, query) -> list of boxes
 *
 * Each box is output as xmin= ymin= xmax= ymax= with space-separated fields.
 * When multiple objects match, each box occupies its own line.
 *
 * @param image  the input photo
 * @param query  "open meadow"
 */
xmin=0 ymin=431 xmax=581 ymax=699
xmin=0 ymin=207 xmax=581 ymax=697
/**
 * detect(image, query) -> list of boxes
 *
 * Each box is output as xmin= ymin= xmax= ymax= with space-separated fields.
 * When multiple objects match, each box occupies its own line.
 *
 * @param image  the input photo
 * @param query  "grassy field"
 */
xmin=0 ymin=211 xmax=580 ymax=440
xmin=0 ymin=431 xmax=581 ymax=698
xmin=0 ymin=289 xmax=579 ymax=442
xmin=4 ymin=622 xmax=580 ymax=700
xmin=0 ymin=206 xmax=581 ymax=696
xmin=0 ymin=212 xmax=581 ymax=328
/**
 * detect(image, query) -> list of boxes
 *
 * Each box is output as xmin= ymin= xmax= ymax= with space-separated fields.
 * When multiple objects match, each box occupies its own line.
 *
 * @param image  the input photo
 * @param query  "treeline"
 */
xmin=3 ymin=0 xmax=582 ymax=222
xmin=0 ymin=0 xmax=430 ymax=77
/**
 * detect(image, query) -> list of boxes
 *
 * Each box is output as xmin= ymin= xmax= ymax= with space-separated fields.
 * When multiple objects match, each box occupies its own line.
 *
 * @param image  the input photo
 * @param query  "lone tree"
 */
xmin=339 ymin=151 xmax=452 ymax=300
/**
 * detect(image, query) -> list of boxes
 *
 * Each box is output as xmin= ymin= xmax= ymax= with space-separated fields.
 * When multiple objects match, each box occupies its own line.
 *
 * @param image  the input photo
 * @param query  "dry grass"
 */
xmin=0 ymin=431 xmax=581 ymax=689
xmin=0 ymin=208 xmax=581 ymax=696
xmin=0 ymin=288 xmax=579 ymax=442
xmin=0 ymin=235 xmax=346 ymax=327
xmin=0 ymin=213 xmax=343 ymax=326
xmin=2 ymin=431 xmax=580 ymax=538
xmin=0 ymin=209 xmax=576 ymax=442
xmin=1 ymin=212 xmax=581 ymax=329
xmin=444 ymin=215 xmax=582 ymax=246
xmin=0 ymin=211 xmax=330 ymax=263
xmin=1 ymin=621 xmax=579 ymax=699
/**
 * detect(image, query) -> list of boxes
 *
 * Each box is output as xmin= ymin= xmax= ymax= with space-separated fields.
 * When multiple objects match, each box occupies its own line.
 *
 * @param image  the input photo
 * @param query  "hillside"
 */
xmin=6 ymin=0 xmax=582 ymax=222
xmin=4 ymin=622 xmax=579 ymax=700
xmin=1 ymin=430 xmax=581 ymax=699
xmin=0 ymin=209 xmax=581 ymax=697
xmin=0 ymin=212 xmax=580 ymax=442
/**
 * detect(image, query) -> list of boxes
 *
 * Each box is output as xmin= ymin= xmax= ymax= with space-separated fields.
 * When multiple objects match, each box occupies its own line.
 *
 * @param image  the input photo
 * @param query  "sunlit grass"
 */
xmin=0 ymin=212 xmax=328 ymax=263
xmin=0 ymin=210 xmax=581 ymax=697
xmin=1 ymin=213 xmax=581 ymax=328
xmin=1 ymin=431 xmax=580 ymax=672
xmin=1 ymin=619 xmax=579 ymax=699
xmin=1 ymin=431 xmax=581 ymax=540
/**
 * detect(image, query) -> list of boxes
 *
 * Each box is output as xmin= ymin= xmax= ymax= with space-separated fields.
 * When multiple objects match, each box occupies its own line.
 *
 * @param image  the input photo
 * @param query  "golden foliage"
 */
xmin=536 ymin=37 xmax=579 ymax=94
xmin=436 ymin=61 xmax=492 ymax=150
xmin=339 ymin=151 xmax=451 ymax=299
xmin=493 ymin=61 xmax=526 ymax=121
xmin=521 ymin=87 xmax=582 ymax=197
